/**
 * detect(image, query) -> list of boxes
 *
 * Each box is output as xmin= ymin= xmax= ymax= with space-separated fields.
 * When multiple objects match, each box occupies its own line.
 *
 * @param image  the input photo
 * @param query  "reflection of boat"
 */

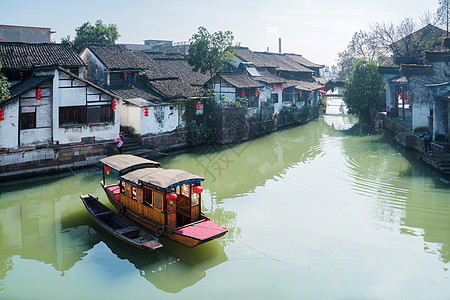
xmin=80 ymin=194 xmax=162 ymax=251
xmin=99 ymin=154 xmax=228 ymax=247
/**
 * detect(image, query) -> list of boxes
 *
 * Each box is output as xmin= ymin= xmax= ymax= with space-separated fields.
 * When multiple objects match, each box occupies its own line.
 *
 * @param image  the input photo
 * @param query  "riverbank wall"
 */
xmin=0 ymin=106 xmax=319 ymax=181
xmin=0 ymin=138 xmax=116 ymax=181
xmin=381 ymin=112 xmax=450 ymax=175
xmin=382 ymin=113 xmax=445 ymax=155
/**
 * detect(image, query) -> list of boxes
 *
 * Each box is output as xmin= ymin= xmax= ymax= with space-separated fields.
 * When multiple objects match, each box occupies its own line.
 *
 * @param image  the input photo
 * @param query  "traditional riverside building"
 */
xmin=0 ymin=42 xmax=120 ymax=179
xmin=80 ymin=44 xmax=208 ymax=150
xmin=215 ymin=47 xmax=324 ymax=115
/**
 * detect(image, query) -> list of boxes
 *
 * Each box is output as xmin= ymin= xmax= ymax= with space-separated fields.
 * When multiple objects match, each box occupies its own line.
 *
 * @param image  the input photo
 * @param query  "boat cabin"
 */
xmin=119 ymin=167 xmax=205 ymax=228
xmin=100 ymin=154 xmax=205 ymax=228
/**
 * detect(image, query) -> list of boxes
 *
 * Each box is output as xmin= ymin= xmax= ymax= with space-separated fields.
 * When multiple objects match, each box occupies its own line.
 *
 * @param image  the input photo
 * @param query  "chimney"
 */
xmin=279 ymin=38 xmax=282 ymax=54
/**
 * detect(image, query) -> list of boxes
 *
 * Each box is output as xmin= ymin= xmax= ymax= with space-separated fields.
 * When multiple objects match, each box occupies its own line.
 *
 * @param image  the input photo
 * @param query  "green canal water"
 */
xmin=1 ymin=115 xmax=450 ymax=299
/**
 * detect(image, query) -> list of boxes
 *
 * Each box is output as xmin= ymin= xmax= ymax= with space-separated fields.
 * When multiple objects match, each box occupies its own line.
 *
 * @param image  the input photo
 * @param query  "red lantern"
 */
xmin=0 ymin=109 xmax=3 ymax=122
xmin=299 ymin=91 xmax=302 ymax=98
xmin=400 ymin=93 xmax=403 ymax=100
xmin=166 ymin=192 xmax=178 ymax=201
xmin=112 ymin=99 xmax=117 ymax=111
xmin=396 ymin=91 xmax=399 ymax=98
xmin=144 ymin=107 xmax=149 ymax=117
xmin=280 ymin=84 xmax=283 ymax=91
xmin=36 ymin=88 xmax=42 ymax=101
xmin=255 ymin=88 xmax=259 ymax=96
xmin=272 ymin=85 xmax=275 ymax=91
xmin=241 ymin=89 xmax=245 ymax=97
xmin=196 ymin=101 xmax=201 ymax=111
xmin=103 ymin=165 xmax=110 ymax=175
xmin=193 ymin=185 xmax=203 ymax=194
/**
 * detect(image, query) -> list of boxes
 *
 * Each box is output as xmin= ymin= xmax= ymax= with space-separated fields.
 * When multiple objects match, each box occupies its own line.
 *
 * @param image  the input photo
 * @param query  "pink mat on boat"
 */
xmin=107 ymin=185 xmax=121 ymax=201
xmin=174 ymin=220 xmax=227 ymax=240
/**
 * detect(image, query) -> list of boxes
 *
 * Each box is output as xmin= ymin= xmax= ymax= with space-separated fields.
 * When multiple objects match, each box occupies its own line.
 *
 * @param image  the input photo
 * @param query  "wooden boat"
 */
xmin=80 ymin=194 xmax=163 ymax=251
xmin=99 ymin=154 xmax=228 ymax=247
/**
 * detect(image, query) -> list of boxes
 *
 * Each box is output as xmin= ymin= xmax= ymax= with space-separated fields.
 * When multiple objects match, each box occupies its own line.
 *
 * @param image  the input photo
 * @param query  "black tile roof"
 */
xmin=235 ymin=47 xmax=315 ymax=73
xmin=255 ymin=52 xmax=314 ymax=73
xmin=109 ymin=85 xmax=160 ymax=102
xmin=86 ymin=45 xmax=209 ymax=99
xmin=0 ymin=42 xmax=85 ymax=70
xmin=214 ymin=72 xmax=264 ymax=89
xmin=2 ymin=75 xmax=53 ymax=104
xmin=148 ymin=78 xmax=201 ymax=99
xmin=151 ymin=57 xmax=209 ymax=86
xmin=257 ymin=70 xmax=285 ymax=85
xmin=85 ymin=44 xmax=152 ymax=70
xmin=283 ymin=79 xmax=323 ymax=91
xmin=235 ymin=47 xmax=278 ymax=68
xmin=285 ymin=54 xmax=324 ymax=69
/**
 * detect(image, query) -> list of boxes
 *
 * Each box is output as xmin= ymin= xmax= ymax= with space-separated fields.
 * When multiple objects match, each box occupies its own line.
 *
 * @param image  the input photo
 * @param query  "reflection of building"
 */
xmin=0 ymin=24 xmax=54 ymax=43
xmin=0 ymin=179 xmax=99 ymax=275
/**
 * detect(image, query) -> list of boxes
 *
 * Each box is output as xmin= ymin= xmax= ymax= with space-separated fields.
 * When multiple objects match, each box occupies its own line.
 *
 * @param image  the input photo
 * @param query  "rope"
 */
xmin=235 ymin=238 xmax=283 ymax=263
xmin=186 ymin=223 xmax=282 ymax=262
xmin=68 ymin=166 xmax=97 ymax=185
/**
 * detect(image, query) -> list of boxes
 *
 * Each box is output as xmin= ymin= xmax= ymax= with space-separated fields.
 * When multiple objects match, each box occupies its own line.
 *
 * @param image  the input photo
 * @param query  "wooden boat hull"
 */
xmin=103 ymin=185 xmax=227 ymax=247
xmin=80 ymin=194 xmax=163 ymax=251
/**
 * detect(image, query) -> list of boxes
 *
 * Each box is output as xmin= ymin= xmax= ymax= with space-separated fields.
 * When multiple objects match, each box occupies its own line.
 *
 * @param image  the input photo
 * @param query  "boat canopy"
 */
xmin=120 ymin=167 xmax=205 ymax=191
xmin=99 ymin=154 xmax=160 ymax=174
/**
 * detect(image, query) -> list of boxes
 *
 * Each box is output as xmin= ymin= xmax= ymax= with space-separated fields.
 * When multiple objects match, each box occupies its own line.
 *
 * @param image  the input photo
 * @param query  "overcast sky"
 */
xmin=0 ymin=0 xmax=441 ymax=66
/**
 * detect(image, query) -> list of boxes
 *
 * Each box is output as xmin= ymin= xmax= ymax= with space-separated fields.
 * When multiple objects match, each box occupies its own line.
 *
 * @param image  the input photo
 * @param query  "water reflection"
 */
xmin=335 ymin=120 xmax=450 ymax=265
xmin=161 ymin=121 xmax=325 ymax=201
xmin=2 ymin=115 xmax=450 ymax=297
xmin=0 ymin=170 xmax=228 ymax=293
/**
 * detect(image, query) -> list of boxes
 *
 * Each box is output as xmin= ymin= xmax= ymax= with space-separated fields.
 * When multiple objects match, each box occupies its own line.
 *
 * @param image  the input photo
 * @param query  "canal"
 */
xmin=1 ymin=114 xmax=450 ymax=299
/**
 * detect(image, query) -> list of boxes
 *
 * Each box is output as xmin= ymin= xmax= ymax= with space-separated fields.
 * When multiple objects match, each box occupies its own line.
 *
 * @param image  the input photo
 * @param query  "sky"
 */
xmin=0 ymin=0 xmax=441 ymax=66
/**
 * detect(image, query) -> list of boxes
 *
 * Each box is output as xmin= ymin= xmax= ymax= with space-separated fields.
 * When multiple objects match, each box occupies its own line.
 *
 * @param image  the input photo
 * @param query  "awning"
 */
xmin=120 ymin=167 xmax=204 ymax=191
xmin=99 ymin=154 xmax=160 ymax=174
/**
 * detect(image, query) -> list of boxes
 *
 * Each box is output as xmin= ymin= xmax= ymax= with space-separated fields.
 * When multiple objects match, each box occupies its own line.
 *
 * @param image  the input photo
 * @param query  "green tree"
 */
xmin=61 ymin=20 xmax=120 ymax=53
xmin=186 ymin=26 xmax=239 ymax=79
xmin=0 ymin=63 xmax=10 ymax=102
xmin=343 ymin=59 xmax=385 ymax=123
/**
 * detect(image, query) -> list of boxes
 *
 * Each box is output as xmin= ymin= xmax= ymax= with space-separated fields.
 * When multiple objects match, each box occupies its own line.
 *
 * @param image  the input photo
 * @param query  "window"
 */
xmin=271 ymin=93 xmax=279 ymax=103
xmin=283 ymin=89 xmax=294 ymax=102
xmin=153 ymin=192 xmax=164 ymax=212
xmin=20 ymin=107 xmax=36 ymax=130
xmin=248 ymin=94 xmax=259 ymax=108
xmin=59 ymin=106 xmax=86 ymax=125
xmin=143 ymin=188 xmax=153 ymax=207
xmin=60 ymin=105 xmax=113 ymax=126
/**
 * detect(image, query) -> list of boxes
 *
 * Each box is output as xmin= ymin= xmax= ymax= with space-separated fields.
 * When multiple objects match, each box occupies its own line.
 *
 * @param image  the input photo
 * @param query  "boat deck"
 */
xmin=174 ymin=220 xmax=227 ymax=241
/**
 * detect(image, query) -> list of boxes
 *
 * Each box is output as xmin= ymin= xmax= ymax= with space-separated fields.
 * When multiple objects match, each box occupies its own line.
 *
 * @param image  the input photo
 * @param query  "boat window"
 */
xmin=125 ymin=182 xmax=136 ymax=200
xmin=181 ymin=184 xmax=190 ymax=198
xmin=143 ymin=188 xmax=153 ymax=207
xmin=153 ymin=192 xmax=164 ymax=212
xmin=191 ymin=188 xmax=199 ymax=206
xmin=132 ymin=186 xmax=137 ymax=201
xmin=136 ymin=188 xmax=143 ymax=204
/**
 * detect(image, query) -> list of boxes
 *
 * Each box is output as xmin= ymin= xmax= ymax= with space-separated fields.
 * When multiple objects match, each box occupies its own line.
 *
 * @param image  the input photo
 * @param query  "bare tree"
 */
xmin=336 ymin=30 xmax=388 ymax=80
xmin=436 ymin=0 xmax=450 ymax=36
xmin=370 ymin=17 xmax=444 ymax=58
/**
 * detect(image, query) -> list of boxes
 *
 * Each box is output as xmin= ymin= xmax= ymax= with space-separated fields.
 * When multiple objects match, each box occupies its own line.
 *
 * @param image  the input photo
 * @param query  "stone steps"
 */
xmin=120 ymin=138 xmax=166 ymax=160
